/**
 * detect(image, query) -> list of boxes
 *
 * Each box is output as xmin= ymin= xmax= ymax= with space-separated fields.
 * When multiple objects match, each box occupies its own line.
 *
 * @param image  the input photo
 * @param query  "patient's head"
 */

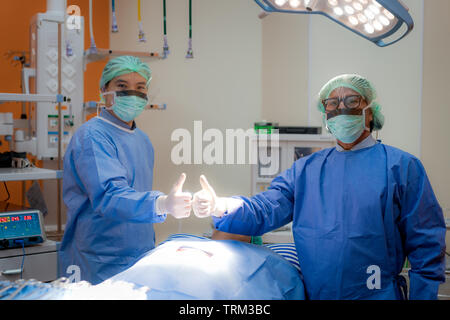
xmin=211 ymin=229 xmax=251 ymax=243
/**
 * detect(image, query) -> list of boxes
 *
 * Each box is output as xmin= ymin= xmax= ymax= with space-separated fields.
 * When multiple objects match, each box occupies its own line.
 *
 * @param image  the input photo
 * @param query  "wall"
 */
xmin=422 ymin=0 xmax=450 ymax=220
xmin=421 ymin=0 xmax=450 ymax=244
xmin=110 ymin=0 xmax=263 ymax=243
xmin=261 ymin=13 xmax=309 ymax=126
xmin=0 ymin=0 xmax=110 ymax=228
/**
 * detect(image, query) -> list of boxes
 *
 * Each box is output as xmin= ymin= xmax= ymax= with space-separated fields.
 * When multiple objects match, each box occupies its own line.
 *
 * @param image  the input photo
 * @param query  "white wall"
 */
xmin=110 ymin=0 xmax=262 ymax=243
xmin=422 ymin=0 xmax=450 ymax=222
xmin=261 ymin=13 xmax=309 ymax=126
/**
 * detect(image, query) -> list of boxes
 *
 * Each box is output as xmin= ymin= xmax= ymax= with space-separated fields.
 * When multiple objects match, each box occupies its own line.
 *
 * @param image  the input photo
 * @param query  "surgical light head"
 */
xmin=254 ymin=0 xmax=414 ymax=47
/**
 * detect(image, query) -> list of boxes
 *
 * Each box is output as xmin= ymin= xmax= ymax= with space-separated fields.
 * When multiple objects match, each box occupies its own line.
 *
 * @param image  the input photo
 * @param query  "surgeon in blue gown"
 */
xmin=59 ymin=56 xmax=192 ymax=285
xmin=192 ymin=74 xmax=447 ymax=300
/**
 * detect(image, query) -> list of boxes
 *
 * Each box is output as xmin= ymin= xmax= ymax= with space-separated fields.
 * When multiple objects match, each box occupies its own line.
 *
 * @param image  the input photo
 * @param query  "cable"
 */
xmin=20 ymin=241 xmax=25 ymax=279
xmin=137 ymin=0 xmax=146 ymax=42
xmin=186 ymin=0 xmax=193 ymax=58
xmin=163 ymin=0 xmax=167 ymax=36
xmin=137 ymin=0 xmax=142 ymax=22
xmin=13 ymin=240 xmax=25 ymax=280
xmin=3 ymin=182 xmax=10 ymax=202
xmin=88 ymin=0 xmax=97 ymax=53
xmin=111 ymin=0 xmax=118 ymax=33
xmin=188 ymin=0 xmax=192 ymax=39
xmin=89 ymin=0 xmax=94 ymax=40
xmin=162 ymin=0 xmax=170 ymax=58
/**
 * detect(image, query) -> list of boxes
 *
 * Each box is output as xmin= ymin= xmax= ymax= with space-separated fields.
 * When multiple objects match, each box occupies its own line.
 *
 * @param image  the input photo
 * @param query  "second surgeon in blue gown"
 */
xmin=192 ymin=74 xmax=447 ymax=300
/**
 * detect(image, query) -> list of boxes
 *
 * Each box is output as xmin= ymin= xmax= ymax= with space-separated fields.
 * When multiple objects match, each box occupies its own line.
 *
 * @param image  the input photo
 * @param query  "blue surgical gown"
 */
xmin=59 ymin=109 xmax=166 ymax=285
xmin=214 ymin=142 xmax=446 ymax=300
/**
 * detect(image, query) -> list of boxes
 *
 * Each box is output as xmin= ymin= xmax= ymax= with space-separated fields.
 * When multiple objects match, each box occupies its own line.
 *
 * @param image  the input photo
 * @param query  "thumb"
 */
xmin=199 ymin=175 xmax=216 ymax=196
xmin=172 ymin=173 xmax=186 ymax=193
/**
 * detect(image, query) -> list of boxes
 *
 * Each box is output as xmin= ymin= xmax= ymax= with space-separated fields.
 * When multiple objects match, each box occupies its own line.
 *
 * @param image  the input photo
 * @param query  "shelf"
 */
xmin=0 ymin=167 xmax=62 ymax=182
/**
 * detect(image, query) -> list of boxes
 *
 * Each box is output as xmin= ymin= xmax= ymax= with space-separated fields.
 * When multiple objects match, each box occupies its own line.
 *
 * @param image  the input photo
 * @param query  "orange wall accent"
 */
xmin=0 ymin=0 xmax=110 ymax=205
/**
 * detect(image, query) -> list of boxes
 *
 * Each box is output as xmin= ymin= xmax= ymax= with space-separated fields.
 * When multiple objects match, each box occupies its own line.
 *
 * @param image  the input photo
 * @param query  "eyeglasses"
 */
xmin=322 ymin=95 xmax=364 ymax=112
xmin=115 ymin=90 xmax=148 ymax=100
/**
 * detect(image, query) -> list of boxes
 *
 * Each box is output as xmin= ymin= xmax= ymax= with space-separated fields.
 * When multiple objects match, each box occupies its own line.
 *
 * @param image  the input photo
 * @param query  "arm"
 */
xmin=397 ymin=158 xmax=446 ymax=300
xmin=212 ymin=166 xmax=296 ymax=236
xmin=72 ymin=131 xmax=166 ymax=223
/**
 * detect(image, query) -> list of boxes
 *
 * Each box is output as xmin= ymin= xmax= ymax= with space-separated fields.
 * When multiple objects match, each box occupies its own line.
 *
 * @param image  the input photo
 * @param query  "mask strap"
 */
xmin=100 ymin=91 xmax=116 ymax=111
xmin=322 ymin=114 xmax=330 ymax=133
xmin=362 ymin=105 xmax=372 ymax=132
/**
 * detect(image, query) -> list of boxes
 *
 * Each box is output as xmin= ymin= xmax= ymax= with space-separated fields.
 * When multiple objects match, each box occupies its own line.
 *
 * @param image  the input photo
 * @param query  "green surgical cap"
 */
xmin=317 ymin=74 xmax=385 ymax=131
xmin=100 ymin=55 xmax=152 ymax=89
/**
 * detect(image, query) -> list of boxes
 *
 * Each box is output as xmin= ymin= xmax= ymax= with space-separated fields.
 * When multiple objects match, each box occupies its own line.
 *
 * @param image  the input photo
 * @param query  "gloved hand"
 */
xmin=192 ymin=175 xmax=228 ymax=218
xmin=156 ymin=173 xmax=192 ymax=219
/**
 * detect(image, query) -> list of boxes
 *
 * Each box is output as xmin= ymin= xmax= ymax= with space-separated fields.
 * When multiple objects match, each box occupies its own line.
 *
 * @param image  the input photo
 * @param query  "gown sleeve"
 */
xmin=397 ymin=157 xmax=446 ymax=300
xmin=213 ymin=165 xmax=296 ymax=236
xmin=70 ymin=130 xmax=166 ymax=223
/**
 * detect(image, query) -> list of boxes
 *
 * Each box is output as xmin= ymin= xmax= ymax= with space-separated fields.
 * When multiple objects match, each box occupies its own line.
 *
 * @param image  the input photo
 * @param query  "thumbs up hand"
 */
xmin=193 ymin=175 xmax=227 ymax=218
xmin=156 ymin=173 xmax=192 ymax=219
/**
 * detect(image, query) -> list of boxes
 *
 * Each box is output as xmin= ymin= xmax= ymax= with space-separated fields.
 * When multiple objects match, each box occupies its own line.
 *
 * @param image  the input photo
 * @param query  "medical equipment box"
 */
xmin=0 ymin=210 xmax=46 ymax=249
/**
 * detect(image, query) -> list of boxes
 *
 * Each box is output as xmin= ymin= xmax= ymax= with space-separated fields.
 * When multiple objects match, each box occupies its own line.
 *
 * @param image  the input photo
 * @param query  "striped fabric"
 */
xmin=263 ymin=243 xmax=301 ymax=273
xmin=158 ymin=234 xmax=301 ymax=273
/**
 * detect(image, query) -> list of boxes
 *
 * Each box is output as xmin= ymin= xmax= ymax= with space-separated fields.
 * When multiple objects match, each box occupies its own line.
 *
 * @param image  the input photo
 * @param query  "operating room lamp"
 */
xmin=254 ymin=0 xmax=414 ymax=47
